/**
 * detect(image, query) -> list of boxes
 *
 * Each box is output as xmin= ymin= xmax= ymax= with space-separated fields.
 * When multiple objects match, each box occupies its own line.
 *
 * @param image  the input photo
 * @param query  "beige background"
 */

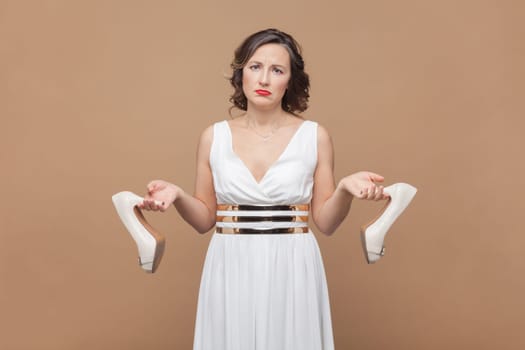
xmin=2 ymin=0 xmax=524 ymax=349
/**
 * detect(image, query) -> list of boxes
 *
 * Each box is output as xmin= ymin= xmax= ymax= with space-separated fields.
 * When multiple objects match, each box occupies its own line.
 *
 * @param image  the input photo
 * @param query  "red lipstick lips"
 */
xmin=255 ymin=89 xmax=271 ymax=96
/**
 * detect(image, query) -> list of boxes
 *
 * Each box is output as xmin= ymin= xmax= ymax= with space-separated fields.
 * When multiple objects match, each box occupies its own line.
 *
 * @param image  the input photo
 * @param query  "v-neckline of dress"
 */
xmin=225 ymin=120 xmax=307 ymax=185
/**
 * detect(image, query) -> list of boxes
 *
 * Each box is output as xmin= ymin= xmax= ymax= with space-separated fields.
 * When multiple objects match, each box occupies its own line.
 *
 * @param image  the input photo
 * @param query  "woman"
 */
xmin=140 ymin=28 xmax=388 ymax=350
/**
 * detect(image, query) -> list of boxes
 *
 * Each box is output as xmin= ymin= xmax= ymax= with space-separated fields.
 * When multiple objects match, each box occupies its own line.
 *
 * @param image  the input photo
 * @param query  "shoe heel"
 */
xmin=360 ymin=183 xmax=417 ymax=264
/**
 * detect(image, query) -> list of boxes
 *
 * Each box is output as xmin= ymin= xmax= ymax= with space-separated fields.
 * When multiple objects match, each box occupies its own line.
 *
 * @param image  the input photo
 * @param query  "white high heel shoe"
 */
xmin=111 ymin=191 xmax=166 ymax=273
xmin=360 ymin=183 xmax=417 ymax=264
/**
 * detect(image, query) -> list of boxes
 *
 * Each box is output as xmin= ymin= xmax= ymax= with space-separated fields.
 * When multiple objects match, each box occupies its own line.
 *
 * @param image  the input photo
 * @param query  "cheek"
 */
xmin=242 ymin=69 xmax=254 ymax=86
xmin=276 ymin=76 xmax=290 ymax=93
xmin=241 ymin=72 xmax=251 ymax=95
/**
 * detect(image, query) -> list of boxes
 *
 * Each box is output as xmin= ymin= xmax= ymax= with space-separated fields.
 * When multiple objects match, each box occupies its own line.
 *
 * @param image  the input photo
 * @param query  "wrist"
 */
xmin=336 ymin=180 xmax=354 ymax=200
xmin=171 ymin=184 xmax=183 ymax=204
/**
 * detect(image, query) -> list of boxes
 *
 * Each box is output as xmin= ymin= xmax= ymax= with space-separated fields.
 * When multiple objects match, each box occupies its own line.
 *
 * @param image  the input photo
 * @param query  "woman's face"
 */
xmin=242 ymin=43 xmax=291 ymax=111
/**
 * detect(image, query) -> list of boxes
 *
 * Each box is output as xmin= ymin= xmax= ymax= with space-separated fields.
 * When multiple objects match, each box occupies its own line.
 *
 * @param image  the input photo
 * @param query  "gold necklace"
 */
xmin=247 ymin=117 xmax=280 ymax=141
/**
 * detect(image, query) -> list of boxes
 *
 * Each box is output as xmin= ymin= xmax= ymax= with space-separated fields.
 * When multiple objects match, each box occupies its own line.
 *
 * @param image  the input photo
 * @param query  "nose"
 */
xmin=259 ymin=68 xmax=270 ymax=86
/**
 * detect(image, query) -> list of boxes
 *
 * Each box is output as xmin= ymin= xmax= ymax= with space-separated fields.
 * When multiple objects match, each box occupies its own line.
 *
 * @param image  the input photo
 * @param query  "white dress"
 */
xmin=193 ymin=120 xmax=335 ymax=350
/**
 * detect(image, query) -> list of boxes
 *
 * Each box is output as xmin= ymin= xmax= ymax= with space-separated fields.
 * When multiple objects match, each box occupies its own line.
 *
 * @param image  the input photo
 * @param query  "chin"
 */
xmin=248 ymin=98 xmax=282 ymax=110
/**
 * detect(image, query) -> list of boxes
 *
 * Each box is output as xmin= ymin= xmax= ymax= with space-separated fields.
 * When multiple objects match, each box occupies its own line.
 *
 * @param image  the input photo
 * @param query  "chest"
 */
xmin=210 ymin=120 xmax=317 ymax=204
xmin=232 ymin=133 xmax=297 ymax=183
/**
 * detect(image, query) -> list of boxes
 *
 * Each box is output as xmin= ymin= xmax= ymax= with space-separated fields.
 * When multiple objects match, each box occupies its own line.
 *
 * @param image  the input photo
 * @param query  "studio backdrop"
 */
xmin=2 ymin=0 xmax=524 ymax=349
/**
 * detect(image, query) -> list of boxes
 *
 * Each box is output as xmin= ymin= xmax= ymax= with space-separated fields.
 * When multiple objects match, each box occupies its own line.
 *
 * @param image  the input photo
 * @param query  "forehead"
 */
xmin=249 ymin=43 xmax=290 ymax=66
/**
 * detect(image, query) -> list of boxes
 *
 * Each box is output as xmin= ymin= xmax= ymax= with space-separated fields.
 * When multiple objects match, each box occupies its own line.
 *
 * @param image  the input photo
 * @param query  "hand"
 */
xmin=138 ymin=179 xmax=180 ymax=212
xmin=338 ymin=171 xmax=389 ymax=201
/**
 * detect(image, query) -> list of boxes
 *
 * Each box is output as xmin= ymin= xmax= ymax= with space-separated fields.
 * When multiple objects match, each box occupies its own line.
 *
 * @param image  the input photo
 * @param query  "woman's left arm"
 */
xmin=310 ymin=125 xmax=388 ymax=235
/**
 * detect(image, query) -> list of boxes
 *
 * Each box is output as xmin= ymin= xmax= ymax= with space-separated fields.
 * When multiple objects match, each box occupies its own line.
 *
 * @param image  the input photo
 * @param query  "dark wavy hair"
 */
xmin=229 ymin=28 xmax=310 ymax=115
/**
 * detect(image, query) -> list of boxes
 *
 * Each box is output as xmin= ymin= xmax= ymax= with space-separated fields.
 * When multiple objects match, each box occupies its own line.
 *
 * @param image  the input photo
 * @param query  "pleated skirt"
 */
xmin=193 ymin=231 xmax=335 ymax=350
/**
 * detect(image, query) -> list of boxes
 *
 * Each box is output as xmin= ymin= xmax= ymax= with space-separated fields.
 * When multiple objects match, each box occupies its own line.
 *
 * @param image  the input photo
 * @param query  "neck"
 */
xmin=244 ymin=105 xmax=288 ymax=142
xmin=245 ymin=104 xmax=287 ymax=126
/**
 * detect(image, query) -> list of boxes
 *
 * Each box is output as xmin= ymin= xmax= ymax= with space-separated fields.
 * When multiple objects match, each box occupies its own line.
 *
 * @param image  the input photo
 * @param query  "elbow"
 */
xmin=317 ymin=226 xmax=337 ymax=237
xmin=324 ymin=229 xmax=337 ymax=237
xmin=312 ymin=218 xmax=338 ymax=236
xmin=195 ymin=218 xmax=216 ymax=234
xmin=196 ymin=224 xmax=214 ymax=234
xmin=192 ymin=211 xmax=216 ymax=235
xmin=195 ymin=226 xmax=208 ymax=234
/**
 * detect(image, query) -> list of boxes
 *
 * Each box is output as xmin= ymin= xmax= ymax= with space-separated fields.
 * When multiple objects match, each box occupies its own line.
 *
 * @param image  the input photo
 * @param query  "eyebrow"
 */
xmin=247 ymin=60 xmax=287 ymax=69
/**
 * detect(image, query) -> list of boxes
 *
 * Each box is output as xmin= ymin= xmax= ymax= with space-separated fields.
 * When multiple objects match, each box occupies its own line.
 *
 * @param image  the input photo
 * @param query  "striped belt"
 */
xmin=216 ymin=204 xmax=309 ymax=234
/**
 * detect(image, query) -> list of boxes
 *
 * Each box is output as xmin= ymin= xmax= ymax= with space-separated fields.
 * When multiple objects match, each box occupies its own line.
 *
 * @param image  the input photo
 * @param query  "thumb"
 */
xmin=147 ymin=180 xmax=160 ymax=193
xmin=367 ymin=172 xmax=385 ymax=183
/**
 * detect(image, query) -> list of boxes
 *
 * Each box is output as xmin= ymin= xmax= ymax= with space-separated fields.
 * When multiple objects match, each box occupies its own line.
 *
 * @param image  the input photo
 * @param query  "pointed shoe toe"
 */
xmin=112 ymin=191 xmax=166 ymax=273
xmin=360 ymin=183 xmax=417 ymax=264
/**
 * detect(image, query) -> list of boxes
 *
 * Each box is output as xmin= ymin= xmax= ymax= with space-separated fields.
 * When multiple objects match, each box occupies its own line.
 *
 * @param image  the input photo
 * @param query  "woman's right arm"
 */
xmin=139 ymin=125 xmax=217 ymax=234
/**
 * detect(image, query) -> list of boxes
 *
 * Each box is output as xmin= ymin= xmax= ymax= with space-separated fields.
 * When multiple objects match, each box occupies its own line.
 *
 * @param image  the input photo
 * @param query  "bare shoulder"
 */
xmin=198 ymin=122 xmax=219 ymax=146
xmin=315 ymin=123 xmax=333 ymax=149
xmin=196 ymin=123 xmax=216 ymax=160
xmin=200 ymin=123 xmax=214 ymax=140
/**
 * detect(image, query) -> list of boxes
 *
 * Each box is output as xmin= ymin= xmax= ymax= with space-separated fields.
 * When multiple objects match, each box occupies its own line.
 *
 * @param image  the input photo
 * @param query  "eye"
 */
xmin=272 ymin=67 xmax=284 ymax=75
xmin=248 ymin=64 xmax=260 ymax=71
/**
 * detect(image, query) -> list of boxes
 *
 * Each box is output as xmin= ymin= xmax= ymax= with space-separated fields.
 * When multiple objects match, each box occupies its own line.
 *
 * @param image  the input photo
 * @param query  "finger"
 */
xmin=370 ymin=189 xmax=378 ymax=200
xmin=366 ymin=185 xmax=376 ymax=199
xmin=145 ymin=199 xmax=157 ymax=211
xmin=159 ymin=203 xmax=168 ymax=212
xmin=142 ymin=199 xmax=152 ymax=210
xmin=147 ymin=180 xmax=162 ymax=193
xmin=374 ymin=186 xmax=384 ymax=201
xmin=369 ymin=186 xmax=378 ymax=200
xmin=367 ymin=172 xmax=385 ymax=183
xmin=155 ymin=199 xmax=167 ymax=211
xmin=151 ymin=202 xmax=160 ymax=211
xmin=380 ymin=186 xmax=390 ymax=200
xmin=147 ymin=183 xmax=157 ymax=194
